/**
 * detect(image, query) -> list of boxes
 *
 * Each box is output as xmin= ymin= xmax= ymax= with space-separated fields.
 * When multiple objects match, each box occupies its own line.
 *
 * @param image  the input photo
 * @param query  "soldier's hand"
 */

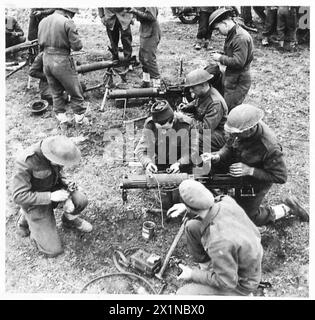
xmin=177 ymin=264 xmax=193 ymax=281
xmin=145 ymin=162 xmax=158 ymax=175
xmin=168 ymin=162 xmax=180 ymax=173
xmin=211 ymin=53 xmax=222 ymax=62
xmin=167 ymin=203 xmax=187 ymax=218
xmin=50 ymin=190 xmax=70 ymax=202
xmin=201 ymin=152 xmax=220 ymax=163
xmin=229 ymin=162 xmax=254 ymax=177
xmin=177 ymin=103 xmax=188 ymax=111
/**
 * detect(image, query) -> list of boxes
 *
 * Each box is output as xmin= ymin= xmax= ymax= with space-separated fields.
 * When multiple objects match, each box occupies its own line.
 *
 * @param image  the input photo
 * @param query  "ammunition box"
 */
xmin=130 ymin=249 xmax=161 ymax=277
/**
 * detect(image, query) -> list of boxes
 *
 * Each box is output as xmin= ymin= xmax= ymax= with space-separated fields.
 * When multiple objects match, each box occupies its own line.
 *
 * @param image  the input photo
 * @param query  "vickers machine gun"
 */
xmin=120 ymin=173 xmax=259 ymax=204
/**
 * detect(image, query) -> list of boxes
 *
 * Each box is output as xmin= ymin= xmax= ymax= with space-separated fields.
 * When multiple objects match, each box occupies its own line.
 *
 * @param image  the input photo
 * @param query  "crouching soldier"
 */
xmin=135 ymin=100 xmax=193 ymax=209
xmin=167 ymin=180 xmax=263 ymax=296
xmin=12 ymin=135 xmax=93 ymax=258
xmin=202 ymin=104 xmax=309 ymax=226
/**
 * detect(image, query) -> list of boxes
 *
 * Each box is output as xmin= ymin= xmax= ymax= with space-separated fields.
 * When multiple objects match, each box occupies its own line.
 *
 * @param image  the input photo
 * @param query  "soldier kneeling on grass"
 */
xmin=167 ymin=180 xmax=263 ymax=296
xmin=12 ymin=135 xmax=92 ymax=258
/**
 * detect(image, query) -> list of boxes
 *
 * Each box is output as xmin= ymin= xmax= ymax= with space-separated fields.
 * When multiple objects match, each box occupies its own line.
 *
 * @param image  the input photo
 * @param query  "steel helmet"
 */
xmin=63 ymin=8 xmax=80 ymax=14
xmin=30 ymin=99 xmax=49 ymax=115
xmin=184 ymin=69 xmax=214 ymax=87
xmin=41 ymin=135 xmax=81 ymax=166
xmin=208 ymin=7 xmax=233 ymax=30
xmin=224 ymin=104 xmax=264 ymax=134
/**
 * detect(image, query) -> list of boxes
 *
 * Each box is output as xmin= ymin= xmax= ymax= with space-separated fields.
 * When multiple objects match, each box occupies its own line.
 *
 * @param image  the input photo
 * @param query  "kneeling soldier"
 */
xmin=167 ymin=180 xmax=263 ymax=296
xmin=12 ymin=135 xmax=92 ymax=258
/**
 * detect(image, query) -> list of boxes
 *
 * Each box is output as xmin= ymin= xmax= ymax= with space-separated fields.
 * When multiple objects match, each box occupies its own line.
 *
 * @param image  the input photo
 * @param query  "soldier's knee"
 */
xmin=71 ymin=191 xmax=88 ymax=211
xmin=185 ymin=219 xmax=202 ymax=235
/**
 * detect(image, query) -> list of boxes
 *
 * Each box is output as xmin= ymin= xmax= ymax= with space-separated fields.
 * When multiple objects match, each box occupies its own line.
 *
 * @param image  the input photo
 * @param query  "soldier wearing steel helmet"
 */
xmin=208 ymin=7 xmax=254 ymax=111
xmin=166 ymin=180 xmax=263 ymax=296
xmin=201 ymin=104 xmax=309 ymax=226
xmin=12 ymin=136 xmax=92 ymax=258
xmin=38 ymin=8 xmax=86 ymax=126
xmin=179 ymin=68 xmax=228 ymax=154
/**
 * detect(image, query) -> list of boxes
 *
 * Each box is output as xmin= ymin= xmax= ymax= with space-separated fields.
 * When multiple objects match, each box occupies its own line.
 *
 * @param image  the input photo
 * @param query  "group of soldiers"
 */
xmin=9 ymin=7 xmax=309 ymax=296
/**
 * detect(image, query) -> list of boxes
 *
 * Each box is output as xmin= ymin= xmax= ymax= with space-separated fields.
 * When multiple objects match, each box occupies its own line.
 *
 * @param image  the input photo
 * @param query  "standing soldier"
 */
xmin=127 ymin=7 xmax=161 ymax=88
xmin=12 ymin=135 xmax=92 ymax=258
xmin=209 ymin=8 xmax=254 ymax=111
xmin=194 ymin=7 xmax=218 ymax=50
xmin=201 ymin=104 xmax=309 ymax=226
xmin=179 ymin=69 xmax=228 ymax=154
xmin=38 ymin=8 xmax=86 ymax=125
xmin=277 ymin=6 xmax=298 ymax=52
xmin=98 ymin=8 xmax=133 ymax=63
xmin=27 ymin=8 xmax=55 ymax=41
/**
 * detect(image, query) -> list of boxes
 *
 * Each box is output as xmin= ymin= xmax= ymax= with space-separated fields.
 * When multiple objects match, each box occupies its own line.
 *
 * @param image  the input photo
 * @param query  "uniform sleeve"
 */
xmin=219 ymin=36 xmax=249 ymax=69
xmin=202 ymin=101 xmax=225 ymax=133
xmin=191 ymin=240 xmax=239 ymax=290
xmin=135 ymin=125 xmax=156 ymax=168
xmin=29 ymin=54 xmax=46 ymax=80
xmin=12 ymin=158 xmax=52 ymax=206
xmin=252 ymin=147 xmax=287 ymax=183
xmin=65 ymin=20 xmax=83 ymax=51
xmin=133 ymin=7 xmax=157 ymax=22
xmin=217 ymin=143 xmax=234 ymax=164
xmin=98 ymin=8 xmax=105 ymax=18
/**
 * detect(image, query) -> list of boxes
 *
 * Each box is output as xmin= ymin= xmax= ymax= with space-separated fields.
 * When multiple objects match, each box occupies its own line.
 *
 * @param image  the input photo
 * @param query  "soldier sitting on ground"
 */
xmin=12 ymin=135 xmax=92 ymax=258
xmin=5 ymin=14 xmax=26 ymax=49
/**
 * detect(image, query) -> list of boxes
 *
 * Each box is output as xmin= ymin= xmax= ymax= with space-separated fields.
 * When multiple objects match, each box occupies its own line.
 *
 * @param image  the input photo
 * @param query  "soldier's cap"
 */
xmin=208 ymin=7 xmax=233 ymax=30
xmin=184 ymin=69 xmax=213 ymax=88
xmin=179 ymin=180 xmax=214 ymax=211
xmin=151 ymin=100 xmax=174 ymax=125
xmin=41 ymin=135 xmax=81 ymax=166
xmin=224 ymin=104 xmax=264 ymax=134
xmin=30 ymin=99 xmax=49 ymax=115
xmin=62 ymin=8 xmax=80 ymax=14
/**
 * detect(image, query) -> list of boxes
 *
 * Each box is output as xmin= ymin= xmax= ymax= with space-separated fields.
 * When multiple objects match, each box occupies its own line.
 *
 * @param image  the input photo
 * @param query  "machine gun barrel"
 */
xmin=108 ymin=88 xmax=162 ymax=99
xmin=76 ymin=60 xmax=119 ymax=74
xmin=5 ymin=39 xmax=38 ymax=55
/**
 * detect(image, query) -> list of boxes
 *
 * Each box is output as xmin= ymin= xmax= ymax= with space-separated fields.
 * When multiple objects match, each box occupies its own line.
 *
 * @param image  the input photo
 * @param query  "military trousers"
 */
xmin=43 ymin=52 xmax=85 ymax=115
xmin=196 ymin=11 xmax=213 ymax=41
xmin=20 ymin=190 xmax=88 ymax=257
xmin=139 ymin=34 xmax=160 ymax=79
xmin=224 ymin=70 xmax=251 ymax=111
xmin=106 ymin=20 xmax=132 ymax=61
xmin=277 ymin=7 xmax=297 ymax=43
xmin=262 ymin=7 xmax=278 ymax=37
xmin=6 ymin=35 xmax=26 ymax=48
xmin=39 ymin=80 xmax=53 ymax=105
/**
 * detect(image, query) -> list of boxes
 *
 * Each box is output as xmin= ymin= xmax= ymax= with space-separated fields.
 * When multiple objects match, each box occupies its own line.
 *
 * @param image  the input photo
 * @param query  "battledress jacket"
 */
xmin=217 ymin=121 xmax=287 ymax=185
xmin=219 ymin=24 xmax=253 ymax=74
xmin=12 ymin=142 xmax=67 ymax=210
xmin=135 ymin=113 xmax=192 ymax=169
xmin=191 ymin=195 xmax=263 ymax=295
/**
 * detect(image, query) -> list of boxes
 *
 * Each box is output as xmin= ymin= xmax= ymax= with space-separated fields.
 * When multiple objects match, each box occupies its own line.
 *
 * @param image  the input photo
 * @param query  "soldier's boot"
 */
xmin=16 ymin=209 xmax=30 ymax=237
xmin=278 ymin=40 xmax=285 ymax=52
xmin=141 ymin=72 xmax=151 ymax=88
xmin=283 ymin=196 xmax=309 ymax=222
xmin=194 ymin=39 xmax=203 ymax=50
xmin=261 ymin=37 xmax=269 ymax=46
xmin=62 ymin=213 xmax=93 ymax=232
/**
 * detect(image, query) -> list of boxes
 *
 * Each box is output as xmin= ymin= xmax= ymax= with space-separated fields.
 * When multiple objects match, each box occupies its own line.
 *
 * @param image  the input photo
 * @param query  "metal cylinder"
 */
xmin=108 ymin=88 xmax=160 ymax=99
xmin=76 ymin=60 xmax=117 ymax=74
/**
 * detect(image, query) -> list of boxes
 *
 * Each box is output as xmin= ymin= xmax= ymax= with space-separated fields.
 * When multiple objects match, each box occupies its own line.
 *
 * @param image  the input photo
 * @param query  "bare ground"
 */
xmin=5 ymin=8 xmax=309 ymax=296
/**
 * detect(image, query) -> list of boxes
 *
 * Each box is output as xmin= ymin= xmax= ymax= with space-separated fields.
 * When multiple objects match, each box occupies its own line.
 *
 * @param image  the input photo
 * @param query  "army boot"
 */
xmin=62 ymin=214 xmax=93 ymax=232
xmin=16 ymin=209 xmax=30 ymax=237
xmin=284 ymin=196 xmax=309 ymax=222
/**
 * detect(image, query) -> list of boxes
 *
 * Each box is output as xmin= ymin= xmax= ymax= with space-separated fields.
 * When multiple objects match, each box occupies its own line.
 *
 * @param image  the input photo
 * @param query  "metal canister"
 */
xmin=142 ymin=221 xmax=156 ymax=240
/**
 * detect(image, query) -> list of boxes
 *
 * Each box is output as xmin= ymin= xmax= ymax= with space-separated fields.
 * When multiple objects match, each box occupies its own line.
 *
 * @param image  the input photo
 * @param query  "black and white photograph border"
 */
xmin=1 ymin=0 xmax=313 ymax=300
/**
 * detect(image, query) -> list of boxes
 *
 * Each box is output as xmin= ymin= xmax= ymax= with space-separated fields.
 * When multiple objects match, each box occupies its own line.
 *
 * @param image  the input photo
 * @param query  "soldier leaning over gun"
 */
xmin=12 ymin=136 xmax=92 ymax=258
xmin=167 ymin=180 xmax=263 ymax=296
xmin=28 ymin=8 xmax=55 ymax=41
xmin=98 ymin=8 xmax=133 ymax=63
xmin=5 ymin=14 xmax=26 ymax=48
xmin=135 ymin=100 xmax=193 ymax=209
xmin=38 ymin=8 xmax=86 ymax=125
xmin=127 ymin=7 xmax=161 ymax=88
xmin=209 ymin=8 xmax=253 ymax=111
xmin=178 ymin=69 xmax=228 ymax=154
xmin=202 ymin=104 xmax=309 ymax=227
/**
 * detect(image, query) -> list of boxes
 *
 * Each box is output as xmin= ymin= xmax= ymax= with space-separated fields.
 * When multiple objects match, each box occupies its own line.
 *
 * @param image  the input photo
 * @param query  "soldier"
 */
xmin=38 ymin=8 xmax=86 ymax=125
xmin=277 ymin=6 xmax=298 ymax=52
xmin=209 ymin=8 xmax=254 ymax=111
xmin=167 ymin=180 xmax=263 ymax=296
xmin=135 ymin=100 xmax=193 ymax=209
xmin=27 ymin=8 xmax=55 ymax=41
xmin=194 ymin=7 xmax=217 ymax=50
xmin=201 ymin=104 xmax=309 ymax=226
xmin=12 ymin=136 xmax=92 ymax=258
xmin=5 ymin=14 xmax=26 ymax=48
xmin=179 ymin=69 xmax=228 ymax=155
xmin=261 ymin=7 xmax=278 ymax=46
xmin=98 ymin=8 xmax=133 ymax=63
xmin=29 ymin=52 xmax=53 ymax=105
xmin=127 ymin=7 xmax=161 ymax=88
